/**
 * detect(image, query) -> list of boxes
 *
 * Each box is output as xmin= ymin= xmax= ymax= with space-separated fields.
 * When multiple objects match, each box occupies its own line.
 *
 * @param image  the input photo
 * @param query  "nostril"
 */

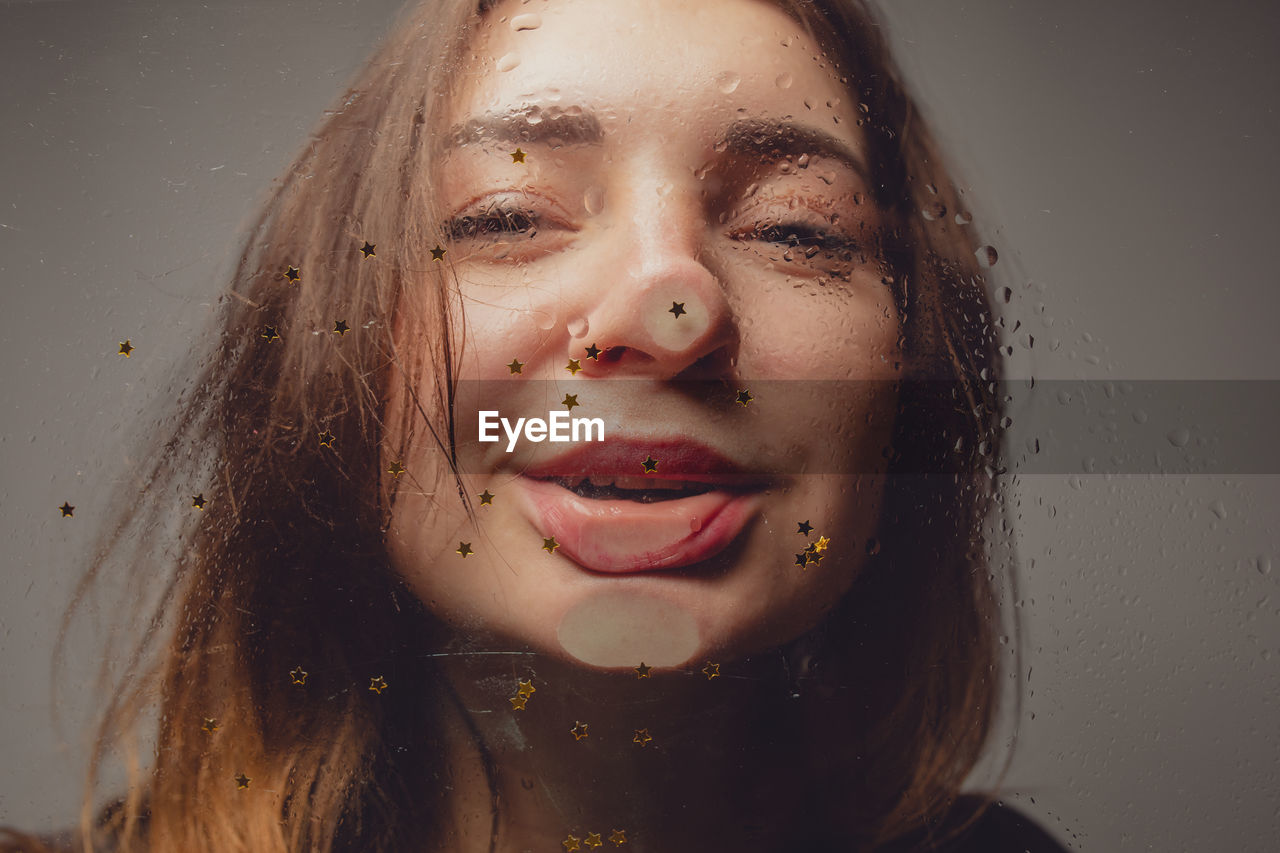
xmin=599 ymin=346 xmax=628 ymax=364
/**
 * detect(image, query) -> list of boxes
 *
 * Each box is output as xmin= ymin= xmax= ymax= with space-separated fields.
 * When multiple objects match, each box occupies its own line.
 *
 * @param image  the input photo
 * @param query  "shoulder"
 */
xmin=929 ymin=796 xmax=1071 ymax=853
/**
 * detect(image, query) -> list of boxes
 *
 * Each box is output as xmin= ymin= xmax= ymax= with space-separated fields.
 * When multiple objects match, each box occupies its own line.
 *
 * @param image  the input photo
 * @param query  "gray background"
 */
xmin=2 ymin=0 xmax=1278 ymax=848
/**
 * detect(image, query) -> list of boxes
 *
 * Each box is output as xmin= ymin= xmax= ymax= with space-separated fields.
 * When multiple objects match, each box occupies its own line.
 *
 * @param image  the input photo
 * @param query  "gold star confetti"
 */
xmin=668 ymin=301 xmax=686 ymax=318
xmin=201 ymin=717 xmax=219 ymax=733
xmin=318 ymin=430 xmax=335 ymax=449
xmin=565 ymin=358 xmax=582 ymax=375
xmin=735 ymin=389 xmax=753 ymax=407
xmin=562 ymin=835 xmax=580 ymax=852
xmin=387 ymin=461 xmax=405 ymax=478
xmin=797 ymin=520 xmax=814 ymax=536
xmin=584 ymin=343 xmax=601 ymax=360
xmin=511 ymin=147 xmax=527 ymax=163
xmin=584 ymin=833 xmax=603 ymax=849
xmin=235 ymin=773 xmax=251 ymax=790
xmin=261 ymin=325 xmax=280 ymax=342
xmin=478 ymin=489 xmax=495 ymax=506
xmin=609 ymin=829 xmax=628 ymax=846
xmin=542 ymin=536 xmax=560 ymax=554
xmin=507 ymin=358 xmax=524 ymax=374
xmin=430 ymin=245 xmax=446 ymax=261
xmin=641 ymin=455 xmax=658 ymax=474
xmin=814 ymin=535 xmax=830 ymax=552
xmin=562 ymin=394 xmax=579 ymax=412
xmin=517 ymin=679 xmax=536 ymax=697
xmin=509 ymin=695 xmax=528 ymax=711
xmin=290 ymin=667 xmax=308 ymax=686
xmin=369 ymin=675 xmax=388 ymax=694
xmin=806 ymin=550 xmax=824 ymax=565
xmin=570 ymin=721 xmax=589 ymax=741
xmin=633 ymin=728 xmax=653 ymax=747
xmin=59 ymin=502 xmax=74 ymax=518
xmin=191 ymin=494 xmax=206 ymax=510
xmin=457 ymin=542 xmax=473 ymax=558
xmin=332 ymin=320 xmax=350 ymax=336
xmin=360 ymin=241 xmax=376 ymax=258
xmin=794 ymin=552 xmax=810 ymax=568
xmin=117 ymin=340 xmax=134 ymax=358
xmin=634 ymin=662 xmax=652 ymax=679
xmin=702 ymin=662 xmax=720 ymax=680
xmin=284 ymin=265 xmax=300 ymax=283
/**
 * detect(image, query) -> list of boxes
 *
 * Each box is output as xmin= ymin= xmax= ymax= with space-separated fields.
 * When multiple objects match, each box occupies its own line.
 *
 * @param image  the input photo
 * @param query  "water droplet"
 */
xmin=997 ymin=286 xmax=1013 ymax=304
xmin=954 ymin=210 xmax=973 ymax=225
xmin=775 ymin=72 xmax=793 ymax=89
xmin=1132 ymin=409 xmax=1148 ymax=424
xmin=584 ymin=186 xmax=604 ymax=215
xmin=566 ymin=315 xmax=589 ymax=337
xmin=496 ymin=52 xmax=520 ymax=72
xmin=1166 ymin=428 xmax=1191 ymax=448
xmin=1209 ymin=500 xmax=1227 ymax=520
xmin=1256 ymin=556 xmax=1273 ymax=576
xmin=690 ymin=516 xmax=703 ymax=533
xmin=865 ymin=538 xmax=881 ymax=555
xmin=796 ymin=153 xmax=810 ymax=169
xmin=976 ymin=245 xmax=999 ymax=267
xmin=716 ymin=72 xmax=741 ymax=94
xmin=921 ymin=201 xmax=946 ymax=221
xmin=531 ymin=310 xmax=556 ymax=331
xmin=510 ymin=13 xmax=542 ymax=31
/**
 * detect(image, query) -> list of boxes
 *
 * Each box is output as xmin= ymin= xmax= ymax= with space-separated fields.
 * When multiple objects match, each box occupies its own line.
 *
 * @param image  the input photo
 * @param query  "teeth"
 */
xmin=568 ymin=476 xmax=696 ymax=491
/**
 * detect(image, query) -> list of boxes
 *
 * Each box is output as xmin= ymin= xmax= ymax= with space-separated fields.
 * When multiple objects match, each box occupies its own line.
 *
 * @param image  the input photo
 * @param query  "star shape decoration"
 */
xmin=507 ymin=358 xmax=524 ymax=375
xmin=387 ymin=461 xmax=405 ymax=478
xmin=542 ymin=536 xmax=560 ymax=554
xmin=509 ymin=695 xmax=528 ymax=711
xmin=641 ymin=455 xmax=658 ymax=474
xmin=332 ymin=320 xmax=350 ymax=336
xmin=517 ymin=679 xmax=536 ymax=697
xmin=702 ymin=662 xmax=720 ymax=680
xmin=634 ymin=662 xmax=652 ymax=679
xmin=735 ymin=389 xmax=753 ymax=407
xmin=360 ymin=241 xmax=376 ymax=258
xmin=794 ymin=552 xmax=810 ymax=569
xmin=633 ymin=728 xmax=653 ymax=747
xmin=457 ymin=542 xmax=474 ymax=559
xmin=584 ymin=343 xmax=601 ymax=361
xmin=584 ymin=833 xmax=603 ymax=849
xmin=369 ymin=675 xmax=388 ymax=694
xmin=201 ymin=717 xmax=219 ymax=733
xmin=284 ymin=265 xmax=300 ymax=283
xmin=562 ymin=394 xmax=579 ymax=412
xmin=797 ymin=520 xmax=814 ymax=536
xmin=289 ymin=667 xmax=308 ymax=686
xmin=565 ymin=358 xmax=582 ymax=375
xmin=117 ymin=340 xmax=134 ymax=358
xmin=430 ymin=245 xmax=446 ymax=261
xmin=235 ymin=773 xmax=251 ymax=790
xmin=511 ymin=147 xmax=527 ymax=163
xmin=814 ymin=535 xmax=830 ymax=553
xmin=806 ymin=550 xmax=824 ymax=565
xmin=562 ymin=835 xmax=580 ymax=852
xmin=609 ymin=829 xmax=628 ymax=846
xmin=668 ymin=301 xmax=686 ymax=318
xmin=261 ymin=325 xmax=280 ymax=343
xmin=59 ymin=502 xmax=74 ymax=518
xmin=191 ymin=494 xmax=206 ymax=510
xmin=478 ymin=489 xmax=495 ymax=506
xmin=570 ymin=721 xmax=589 ymax=741
xmin=317 ymin=430 xmax=335 ymax=449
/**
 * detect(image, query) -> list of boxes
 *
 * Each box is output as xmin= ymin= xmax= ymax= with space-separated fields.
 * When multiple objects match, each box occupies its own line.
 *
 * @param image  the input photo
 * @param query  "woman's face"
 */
xmin=387 ymin=0 xmax=903 ymax=668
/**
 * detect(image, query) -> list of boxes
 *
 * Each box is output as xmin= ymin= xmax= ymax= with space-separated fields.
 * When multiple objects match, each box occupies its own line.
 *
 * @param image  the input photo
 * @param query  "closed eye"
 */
xmin=445 ymin=204 xmax=538 ymax=241
xmin=735 ymin=221 xmax=858 ymax=253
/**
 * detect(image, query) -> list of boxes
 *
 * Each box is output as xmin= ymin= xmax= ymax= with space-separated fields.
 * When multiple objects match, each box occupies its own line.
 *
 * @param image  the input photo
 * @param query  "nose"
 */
xmin=570 ymin=185 xmax=736 ymax=380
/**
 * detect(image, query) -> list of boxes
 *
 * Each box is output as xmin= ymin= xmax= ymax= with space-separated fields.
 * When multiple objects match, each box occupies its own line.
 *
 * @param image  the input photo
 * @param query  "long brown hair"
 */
xmin=3 ymin=1 xmax=1014 ymax=850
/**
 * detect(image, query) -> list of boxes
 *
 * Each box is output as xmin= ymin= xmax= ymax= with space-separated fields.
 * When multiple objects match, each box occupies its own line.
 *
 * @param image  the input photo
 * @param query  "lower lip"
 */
xmin=512 ymin=476 xmax=763 ymax=573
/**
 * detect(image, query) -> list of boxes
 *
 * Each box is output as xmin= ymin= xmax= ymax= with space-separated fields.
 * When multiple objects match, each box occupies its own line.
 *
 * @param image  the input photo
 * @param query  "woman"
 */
xmin=3 ymin=0 xmax=1066 ymax=850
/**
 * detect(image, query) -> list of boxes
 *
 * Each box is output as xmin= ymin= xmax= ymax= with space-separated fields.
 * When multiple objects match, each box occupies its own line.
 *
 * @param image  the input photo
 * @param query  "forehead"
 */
xmin=454 ymin=0 xmax=861 ymax=136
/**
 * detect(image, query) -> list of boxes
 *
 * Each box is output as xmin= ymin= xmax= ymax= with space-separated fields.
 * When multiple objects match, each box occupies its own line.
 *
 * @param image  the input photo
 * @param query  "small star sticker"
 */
xmin=387 ymin=461 xmax=405 ymax=478
xmin=507 ymin=358 xmax=524 ymax=374
xmin=59 ymin=502 xmax=74 ymax=518
xmin=633 ymin=728 xmax=653 ymax=747
xmin=797 ymin=520 xmax=814 ymax=536
xmin=609 ymin=829 xmax=628 ymax=846
xmin=285 ymin=266 xmax=300 ymax=283
xmin=584 ymin=343 xmax=601 ymax=360
xmin=669 ymin=301 xmax=686 ymax=318
xmin=318 ymin=430 xmax=335 ymax=449
xmin=191 ymin=494 xmax=206 ymax=510
xmin=117 ymin=340 xmax=134 ymax=358
xmin=202 ymin=717 xmax=219 ymax=733
xmin=542 ymin=536 xmax=560 ymax=554
xmin=517 ymin=679 xmax=536 ymax=697
xmin=430 ymin=245 xmax=446 ymax=261
xmin=565 ymin=358 xmax=582 ymax=375
xmin=360 ymin=241 xmax=376 ymax=258
xmin=509 ymin=694 xmax=528 ymax=710
xmin=562 ymin=835 xmax=580 ymax=852
xmin=570 ymin=721 xmax=589 ymax=741
xmin=369 ymin=675 xmax=388 ymax=694
xmin=641 ymin=455 xmax=658 ymax=473
xmin=511 ymin=147 xmax=527 ymax=163
xmin=634 ymin=662 xmax=652 ymax=679
xmin=584 ymin=833 xmax=603 ymax=849
xmin=261 ymin=325 xmax=280 ymax=342
xmin=290 ymin=667 xmax=308 ymax=686
xmin=332 ymin=320 xmax=350 ymax=336
xmin=806 ymin=550 xmax=824 ymax=565
xmin=814 ymin=535 xmax=830 ymax=552
xmin=702 ymin=662 xmax=720 ymax=680
xmin=735 ymin=389 xmax=753 ymax=407
xmin=478 ymin=489 xmax=495 ymax=506
xmin=235 ymin=773 xmax=251 ymax=790
xmin=794 ymin=552 xmax=810 ymax=568
xmin=562 ymin=394 xmax=579 ymax=411
xmin=457 ymin=542 xmax=473 ymax=558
